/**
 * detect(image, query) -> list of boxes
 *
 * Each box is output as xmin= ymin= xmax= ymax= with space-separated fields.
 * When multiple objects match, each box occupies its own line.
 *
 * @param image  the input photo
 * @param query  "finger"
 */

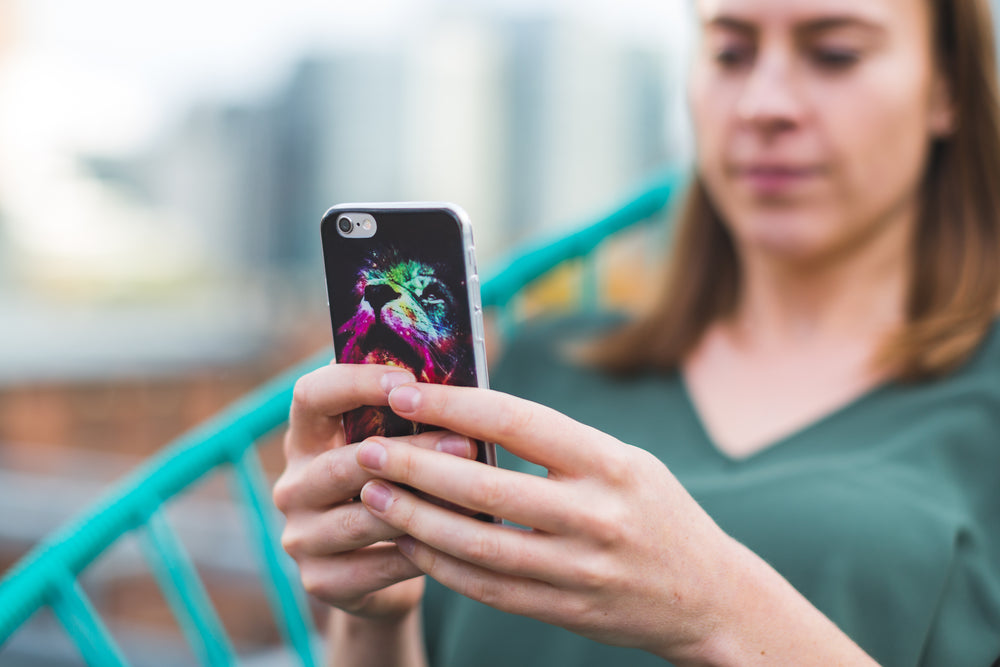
xmin=298 ymin=543 xmax=422 ymax=609
xmin=274 ymin=431 xmax=477 ymax=512
xmin=387 ymin=383 xmax=608 ymax=476
xmin=274 ymin=441 xmax=369 ymax=512
xmin=393 ymin=536 xmax=567 ymax=623
xmin=360 ymin=481 xmax=581 ymax=586
xmin=281 ymin=504 xmax=404 ymax=557
xmin=393 ymin=429 xmax=479 ymax=460
xmin=363 ymin=430 xmax=483 ymax=516
xmin=356 ymin=438 xmax=579 ymax=533
xmin=286 ymin=364 xmax=415 ymax=459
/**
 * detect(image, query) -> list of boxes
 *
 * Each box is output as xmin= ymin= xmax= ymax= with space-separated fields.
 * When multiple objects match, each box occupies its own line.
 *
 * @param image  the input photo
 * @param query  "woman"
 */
xmin=273 ymin=0 xmax=1000 ymax=664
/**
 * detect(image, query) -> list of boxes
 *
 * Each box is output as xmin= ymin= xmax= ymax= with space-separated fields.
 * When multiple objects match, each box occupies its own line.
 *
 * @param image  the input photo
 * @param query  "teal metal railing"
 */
xmin=0 ymin=169 xmax=683 ymax=665
xmin=480 ymin=170 xmax=682 ymax=309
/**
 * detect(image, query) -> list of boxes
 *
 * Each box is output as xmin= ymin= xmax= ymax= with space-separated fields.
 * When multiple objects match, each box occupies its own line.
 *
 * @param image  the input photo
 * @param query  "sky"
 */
xmin=5 ymin=0 xmax=689 ymax=134
xmin=0 ymin=0 xmax=691 ymax=184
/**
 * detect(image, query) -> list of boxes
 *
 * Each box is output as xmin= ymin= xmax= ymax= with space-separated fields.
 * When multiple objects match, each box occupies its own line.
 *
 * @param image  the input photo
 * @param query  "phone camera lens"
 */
xmin=337 ymin=216 xmax=352 ymax=233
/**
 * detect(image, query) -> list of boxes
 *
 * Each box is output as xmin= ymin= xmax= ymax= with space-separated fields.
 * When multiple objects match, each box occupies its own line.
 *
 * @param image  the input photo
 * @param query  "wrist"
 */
xmin=666 ymin=538 xmax=878 ymax=667
xmin=657 ymin=535 xmax=756 ymax=667
xmin=328 ymin=607 xmax=427 ymax=667
xmin=331 ymin=604 xmax=420 ymax=635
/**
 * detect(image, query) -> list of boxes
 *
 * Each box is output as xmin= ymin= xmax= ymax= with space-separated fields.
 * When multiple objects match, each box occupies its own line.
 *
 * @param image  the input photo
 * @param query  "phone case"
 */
xmin=321 ymin=203 xmax=495 ymax=470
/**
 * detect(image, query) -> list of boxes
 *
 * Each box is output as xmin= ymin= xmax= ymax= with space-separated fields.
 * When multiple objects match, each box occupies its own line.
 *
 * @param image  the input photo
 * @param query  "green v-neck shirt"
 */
xmin=422 ymin=315 xmax=1000 ymax=666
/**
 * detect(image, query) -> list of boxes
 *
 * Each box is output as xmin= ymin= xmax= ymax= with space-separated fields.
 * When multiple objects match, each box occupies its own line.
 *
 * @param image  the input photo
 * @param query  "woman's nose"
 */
xmin=736 ymin=52 xmax=804 ymax=134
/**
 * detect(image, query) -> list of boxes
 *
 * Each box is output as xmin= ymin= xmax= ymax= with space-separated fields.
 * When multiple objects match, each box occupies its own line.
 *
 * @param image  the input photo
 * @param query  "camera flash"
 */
xmin=362 ymin=220 xmax=373 ymax=231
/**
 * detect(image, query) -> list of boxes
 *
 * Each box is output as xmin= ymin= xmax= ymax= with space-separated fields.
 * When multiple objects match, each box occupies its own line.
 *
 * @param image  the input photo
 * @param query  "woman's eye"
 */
xmin=811 ymin=48 xmax=860 ymax=69
xmin=714 ymin=46 xmax=754 ymax=68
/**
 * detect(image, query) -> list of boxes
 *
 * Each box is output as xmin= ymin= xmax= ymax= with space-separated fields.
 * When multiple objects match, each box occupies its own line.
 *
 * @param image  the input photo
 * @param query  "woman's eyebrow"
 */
xmin=705 ymin=16 xmax=756 ymax=36
xmin=797 ymin=16 xmax=887 ymax=37
xmin=705 ymin=14 xmax=886 ymax=37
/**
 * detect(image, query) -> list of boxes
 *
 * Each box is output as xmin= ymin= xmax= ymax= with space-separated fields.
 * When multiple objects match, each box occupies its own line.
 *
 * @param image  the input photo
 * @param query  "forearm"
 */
xmin=326 ymin=607 xmax=428 ymax=667
xmin=669 ymin=537 xmax=879 ymax=667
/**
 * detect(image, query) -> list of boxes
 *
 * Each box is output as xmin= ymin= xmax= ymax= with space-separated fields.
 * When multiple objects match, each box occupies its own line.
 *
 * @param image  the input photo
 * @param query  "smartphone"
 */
xmin=320 ymin=203 xmax=496 ymax=474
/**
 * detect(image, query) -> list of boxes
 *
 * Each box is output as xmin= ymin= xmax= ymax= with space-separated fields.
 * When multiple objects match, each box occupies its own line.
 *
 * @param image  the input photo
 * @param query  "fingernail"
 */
xmin=381 ymin=371 xmax=415 ymax=394
xmin=436 ymin=434 xmax=470 ymax=457
xmin=357 ymin=441 xmax=387 ymax=470
xmin=361 ymin=481 xmax=393 ymax=513
xmin=389 ymin=385 xmax=421 ymax=413
xmin=395 ymin=535 xmax=416 ymax=555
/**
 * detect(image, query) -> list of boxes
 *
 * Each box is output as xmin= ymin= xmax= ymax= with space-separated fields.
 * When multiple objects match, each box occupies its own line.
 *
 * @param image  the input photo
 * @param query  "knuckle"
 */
xmin=300 ymin=562 xmax=361 ymax=608
xmin=464 ymin=533 xmax=502 ymax=563
xmin=338 ymin=507 xmax=370 ymax=544
xmin=272 ymin=473 xmax=297 ymax=514
xmin=395 ymin=495 xmax=419 ymax=532
xmin=574 ymin=554 xmax=613 ymax=590
xmin=281 ymin=526 xmax=302 ymax=558
xmin=298 ymin=557 xmax=397 ymax=610
xmin=291 ymin=374 xmax=318 ymax=411
xmin=281 ymin=428 xmax=295 ymax=461
xmin=464 ymin=577 xmax=499 ymax=607
xmin=558 ymin=592 xmax=594 ymax=627
xmin=494 ymin=398 xmax=535 ymax=440
xmin=474 ymin=476 xmax=508 ymax=511
xmin=398 ymin=448 xmax=420 ymax=484
xmin=323 ymin=452 xmax=355 ymax=489
xmin=299 ymin=566 xmax=326 ymax=599
xmin=415 ymin=542 xmax=438 ymax=573
xmin=589 ymin=505 xmax=627 ymax=546
xmin=381 ymin=550 xmax=420 ymax=584
xmin=600 ymin=447 xmax=633 ymax=486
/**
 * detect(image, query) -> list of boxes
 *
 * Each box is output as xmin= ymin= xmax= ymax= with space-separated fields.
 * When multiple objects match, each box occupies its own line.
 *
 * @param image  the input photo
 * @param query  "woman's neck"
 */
xmin=727 ymin=211 xmax=913 ymax=352
xmin=683 ymin=205 xmax=917 ymax=458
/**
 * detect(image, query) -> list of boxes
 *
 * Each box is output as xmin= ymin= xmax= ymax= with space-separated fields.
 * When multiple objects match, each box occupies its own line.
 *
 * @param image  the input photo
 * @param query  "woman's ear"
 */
xmin=929 ymin=73 xmax=956 ymax=138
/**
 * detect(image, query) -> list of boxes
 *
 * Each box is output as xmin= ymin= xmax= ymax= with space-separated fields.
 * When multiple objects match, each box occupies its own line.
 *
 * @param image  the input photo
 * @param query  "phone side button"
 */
xmin=472 ymin=314 xmax=485 ymax=341
xmin=468 ymin=275 xmax=482 ymax=308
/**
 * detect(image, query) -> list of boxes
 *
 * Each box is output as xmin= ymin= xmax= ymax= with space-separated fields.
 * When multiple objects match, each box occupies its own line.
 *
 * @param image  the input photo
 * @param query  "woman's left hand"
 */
xmin=353 ymin=381 xmax=743 ymax=662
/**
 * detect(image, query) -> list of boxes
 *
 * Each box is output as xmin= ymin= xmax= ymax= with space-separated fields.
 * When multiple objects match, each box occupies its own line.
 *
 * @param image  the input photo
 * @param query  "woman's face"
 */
xmin=689 ymin=0 xmax=953 ymax=266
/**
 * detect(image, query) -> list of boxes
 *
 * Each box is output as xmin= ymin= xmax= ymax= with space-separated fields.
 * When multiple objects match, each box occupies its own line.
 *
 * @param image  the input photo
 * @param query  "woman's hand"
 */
xmin=271 ymin=364 xmax=478 ymax=621
xmin=351 ymin=381 xmax=741 ymax=661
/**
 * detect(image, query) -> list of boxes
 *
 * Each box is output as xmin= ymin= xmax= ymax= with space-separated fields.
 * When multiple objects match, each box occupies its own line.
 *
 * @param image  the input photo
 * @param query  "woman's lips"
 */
xmin=733 ymin=165 xmax=824 ymax=196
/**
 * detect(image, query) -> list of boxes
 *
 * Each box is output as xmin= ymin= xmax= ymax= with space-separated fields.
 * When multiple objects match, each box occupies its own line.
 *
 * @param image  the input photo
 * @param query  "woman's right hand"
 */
xmin=272 ymin=363 xmax=476 ymax=620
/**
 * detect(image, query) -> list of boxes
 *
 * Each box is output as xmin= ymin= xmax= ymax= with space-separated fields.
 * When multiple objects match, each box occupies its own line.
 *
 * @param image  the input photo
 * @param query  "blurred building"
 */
xmin=123 ymin=10 xmax=674 ymax=279
xmin=499 ymin=15 xmax=669 ymax=242
xmin=269 ymin=48 xmax=410 ymax=271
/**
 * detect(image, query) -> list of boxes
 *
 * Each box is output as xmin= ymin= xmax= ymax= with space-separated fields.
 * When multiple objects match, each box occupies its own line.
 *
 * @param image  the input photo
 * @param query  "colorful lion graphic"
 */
xmin=338 ymin=248 xmax=471 ymax=441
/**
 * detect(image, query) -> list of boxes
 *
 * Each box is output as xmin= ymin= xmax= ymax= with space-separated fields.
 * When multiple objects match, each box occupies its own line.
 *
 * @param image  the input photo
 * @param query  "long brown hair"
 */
xmin=594 ymin=0 xmax=1000 ymax=381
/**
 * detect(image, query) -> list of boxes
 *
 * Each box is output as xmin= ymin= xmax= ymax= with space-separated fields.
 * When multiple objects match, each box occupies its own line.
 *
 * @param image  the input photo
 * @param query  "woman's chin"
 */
xmin=737 ymin=228 xmax=834 ymax=268
xmin=723 ymin=203 xmax=837 ymax=261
